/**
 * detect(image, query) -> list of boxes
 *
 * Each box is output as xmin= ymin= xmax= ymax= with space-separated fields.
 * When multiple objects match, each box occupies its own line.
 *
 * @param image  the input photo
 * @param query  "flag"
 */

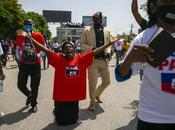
xmin=161 ymin=73 xmax=175 ymax=94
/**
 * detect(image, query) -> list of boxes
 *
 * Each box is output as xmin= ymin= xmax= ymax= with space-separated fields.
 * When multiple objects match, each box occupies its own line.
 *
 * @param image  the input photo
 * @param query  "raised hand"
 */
xmin=125 ymin=44 xmax=154 ymax=64
xmin=110 ymin=35 xmax=119 ymax=44
xmin=16 ymin=29 xmax=28 ymax=37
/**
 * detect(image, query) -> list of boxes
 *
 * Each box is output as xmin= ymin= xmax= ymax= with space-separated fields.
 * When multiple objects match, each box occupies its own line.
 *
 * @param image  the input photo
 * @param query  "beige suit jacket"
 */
xmin=80 ymin=26 xmax=111 ymax=63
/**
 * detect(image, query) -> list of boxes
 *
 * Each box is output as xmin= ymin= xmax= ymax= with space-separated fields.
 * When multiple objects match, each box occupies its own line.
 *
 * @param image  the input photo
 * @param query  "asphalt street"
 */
xmin=0 ymin=57 xmax=140 ymax=130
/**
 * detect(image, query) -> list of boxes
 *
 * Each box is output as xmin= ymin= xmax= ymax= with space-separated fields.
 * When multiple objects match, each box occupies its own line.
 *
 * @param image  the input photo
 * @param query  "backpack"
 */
xmin=22 ymin=37 xmax=37 ymax=63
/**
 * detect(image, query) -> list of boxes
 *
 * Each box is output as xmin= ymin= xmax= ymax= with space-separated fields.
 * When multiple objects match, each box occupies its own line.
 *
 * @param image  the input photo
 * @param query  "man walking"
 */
xmin=81 ymin=11 xmax=112 ymax=111
xmin=16 ymin=19 xmax=46 ymax=113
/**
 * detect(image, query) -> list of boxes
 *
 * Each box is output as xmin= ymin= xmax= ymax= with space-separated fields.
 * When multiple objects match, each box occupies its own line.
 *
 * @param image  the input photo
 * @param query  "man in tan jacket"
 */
xmin=80 ymin=11 xmax=112 ymax=111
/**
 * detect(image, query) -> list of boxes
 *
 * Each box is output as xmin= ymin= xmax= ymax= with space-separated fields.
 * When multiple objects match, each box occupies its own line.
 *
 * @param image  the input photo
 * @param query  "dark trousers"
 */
xmin=17 ymin=64 xmax=41 ymax=107
xmin=42 ymin=55 xmax=48 ymax=69
xmin=54 ymin=101 xmax=79 ymax=125
xmin=137 ymin=118 xmax=175 ymax=130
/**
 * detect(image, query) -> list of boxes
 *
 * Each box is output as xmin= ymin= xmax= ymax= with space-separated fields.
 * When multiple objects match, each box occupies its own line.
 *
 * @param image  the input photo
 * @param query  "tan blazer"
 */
xmin=80 ymin=26 xmax=111 ymax=63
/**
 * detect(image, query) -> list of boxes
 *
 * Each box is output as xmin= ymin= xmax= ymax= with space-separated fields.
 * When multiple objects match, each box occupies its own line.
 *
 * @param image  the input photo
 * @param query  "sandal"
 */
xmin=88 ymin=103 xmax=95 ymax=111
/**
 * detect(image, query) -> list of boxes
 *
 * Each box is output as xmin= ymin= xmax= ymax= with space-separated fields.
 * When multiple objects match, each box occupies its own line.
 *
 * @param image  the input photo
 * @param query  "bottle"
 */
xmin=0 ymin=80 xmax=3 ymax=93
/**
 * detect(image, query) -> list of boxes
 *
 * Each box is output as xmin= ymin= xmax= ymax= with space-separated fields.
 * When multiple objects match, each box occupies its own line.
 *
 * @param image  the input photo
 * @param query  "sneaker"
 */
xmin=88 ymin=103 xmax=95 ymax=111
xmin=31 ymin=106 xmax=38 ymax=113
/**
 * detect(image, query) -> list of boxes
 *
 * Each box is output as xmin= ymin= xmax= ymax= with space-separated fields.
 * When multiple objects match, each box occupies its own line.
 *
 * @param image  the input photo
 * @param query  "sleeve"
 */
xmin=35 ymin=33 xmax=46 ymax=58
xmin=80 ymin=51 xmax=95 ymax=68
xmin=121 ymin=35 xmax=143 ymax=76
xmin=16 ymin=35 xmax=23 ymax=48
xmin=105 ymin=30 xmax=111 ymax=54
xmin=37 ymin=33 xmax=46 ymax=45
xmin=80 ymin=29 xmax=93 ymax=51
xmin=16 ymin=36 xmax=23 ymax=60
xmin=48 ymin=50 xmax=59 ymax=68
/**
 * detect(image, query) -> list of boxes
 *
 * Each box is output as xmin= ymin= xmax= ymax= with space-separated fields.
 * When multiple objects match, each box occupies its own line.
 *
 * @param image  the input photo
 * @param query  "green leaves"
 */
xmin=0 ymin=0 xmax=51 ymax=40
xmin=0 ymin=0 xmax=23 ymax=39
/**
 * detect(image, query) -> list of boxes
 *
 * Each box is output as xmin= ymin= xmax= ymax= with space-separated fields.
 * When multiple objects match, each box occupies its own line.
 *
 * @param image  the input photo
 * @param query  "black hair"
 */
xmin=24 ymin=19 xmax=33 ymax=25
xmin=92 ymin=12 xmax=102 ymax=21
xmin=147 ymin=0 xmax=158 ymax=27
xmin=61 ymin=41 xmax=75 ymax=51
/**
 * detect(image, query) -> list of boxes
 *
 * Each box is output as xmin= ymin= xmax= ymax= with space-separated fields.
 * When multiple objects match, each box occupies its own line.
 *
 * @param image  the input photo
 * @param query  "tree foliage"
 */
xmin=0 ymin=0 xmax=51 ymax=40
xmin=0 ymin=0 xmax=23 ymax=39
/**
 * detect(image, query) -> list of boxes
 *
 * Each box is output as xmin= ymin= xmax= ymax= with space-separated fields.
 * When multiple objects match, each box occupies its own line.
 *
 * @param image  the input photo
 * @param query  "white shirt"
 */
xmin=114 ymin=39 xmax=124 ymax=51
xmin=52 ymin=42 xmax=60 ymax=49
xmin=76 ymin=42 xmax=81 ymax=50
xmin=128 ymin=25 xmax=175 ymax=123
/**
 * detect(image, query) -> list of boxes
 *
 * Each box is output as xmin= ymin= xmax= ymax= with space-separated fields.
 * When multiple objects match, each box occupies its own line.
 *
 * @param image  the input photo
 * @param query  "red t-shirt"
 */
xmin=16 ymin=32 xmax=46 ymax=64
xmin=48 ymin=50 xmax=95 ymax=101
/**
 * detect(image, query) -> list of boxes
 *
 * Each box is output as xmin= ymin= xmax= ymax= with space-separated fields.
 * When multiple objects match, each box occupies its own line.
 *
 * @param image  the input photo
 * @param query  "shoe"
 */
xmin=96 ymin=96 xmax=102 ymax=103
xmin=31 ymin=106 xmax=38 ymax=113
xmin=26 ymin=96 xmax=31 ymax=106
xmin=88 ymin=103 xmax=95 ymax=111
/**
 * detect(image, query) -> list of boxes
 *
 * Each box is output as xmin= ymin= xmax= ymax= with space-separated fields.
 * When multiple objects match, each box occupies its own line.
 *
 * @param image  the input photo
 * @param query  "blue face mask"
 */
xmin=24 ymin=25 xmax=33 ymax=32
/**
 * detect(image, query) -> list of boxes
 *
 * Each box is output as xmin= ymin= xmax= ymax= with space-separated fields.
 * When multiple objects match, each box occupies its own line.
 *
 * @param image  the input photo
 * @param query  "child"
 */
xmin=17 ymin=29 xmax=117 ymax=125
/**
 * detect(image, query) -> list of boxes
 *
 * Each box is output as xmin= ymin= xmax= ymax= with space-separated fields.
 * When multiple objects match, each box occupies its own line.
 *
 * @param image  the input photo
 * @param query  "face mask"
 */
xmin=24 ymin=25 xmax=33 ymax=32
xmin=157 ymin=5 xmax=175 ymax=27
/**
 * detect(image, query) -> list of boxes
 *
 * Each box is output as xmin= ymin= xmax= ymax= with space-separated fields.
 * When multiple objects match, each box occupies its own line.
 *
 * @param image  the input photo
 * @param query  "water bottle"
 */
xmin=0 ymin=80 xmax=3 ymax=93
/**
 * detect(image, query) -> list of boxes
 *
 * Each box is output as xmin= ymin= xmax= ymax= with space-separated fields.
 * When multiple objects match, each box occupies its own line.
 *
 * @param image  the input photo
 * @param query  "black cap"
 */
xmin=92 ymin=12 xmax=102 ymax=19
xmin=61 ymin=41 xmax=75 ymax=51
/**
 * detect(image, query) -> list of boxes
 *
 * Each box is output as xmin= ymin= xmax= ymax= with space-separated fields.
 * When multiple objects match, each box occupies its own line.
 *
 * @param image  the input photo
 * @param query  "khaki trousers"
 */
xmin=88 ymin=59 xmax=110 ymax=104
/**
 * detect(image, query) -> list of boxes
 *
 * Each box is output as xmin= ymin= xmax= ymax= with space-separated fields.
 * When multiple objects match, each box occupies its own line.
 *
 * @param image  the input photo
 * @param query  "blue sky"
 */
xmin=18 ymin=0 xmax=147 ymax=37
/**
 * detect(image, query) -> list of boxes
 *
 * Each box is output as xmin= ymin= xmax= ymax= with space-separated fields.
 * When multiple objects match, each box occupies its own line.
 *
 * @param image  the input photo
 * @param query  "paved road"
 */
xmin=0 ymin=58 xmax=140 ymax=130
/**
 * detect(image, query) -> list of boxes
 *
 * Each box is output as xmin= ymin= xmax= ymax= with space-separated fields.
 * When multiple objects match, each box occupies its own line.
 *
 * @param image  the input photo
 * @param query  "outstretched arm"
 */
xmin=94 ymin=36 xmax=118 ymax=55
xmin=30 ymin=37 xmax=50 ymax=56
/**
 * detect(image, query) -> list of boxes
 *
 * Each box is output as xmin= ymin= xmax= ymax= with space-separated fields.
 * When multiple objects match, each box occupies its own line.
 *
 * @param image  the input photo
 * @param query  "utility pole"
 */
xmin=130 ymin=24 xmax=134 ymax=35
xmin=129 ymin=24 xmax=134 ymax=41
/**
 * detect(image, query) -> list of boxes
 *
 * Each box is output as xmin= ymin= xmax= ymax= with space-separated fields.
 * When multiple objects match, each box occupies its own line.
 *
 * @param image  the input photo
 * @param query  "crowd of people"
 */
xmin=1 ymin=0 xmax=175 ymax=129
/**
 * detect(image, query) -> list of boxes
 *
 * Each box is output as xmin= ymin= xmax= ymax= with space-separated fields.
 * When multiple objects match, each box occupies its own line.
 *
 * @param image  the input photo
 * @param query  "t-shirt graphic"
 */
xmin=23 ymin=42 xmax=32 ymax=51
xmin=161 ymin=73 xmax=175 ymax=94
xmin=65 ymin=65 xmax=80 ymax=79
xmin=21 ymin=41 xmax=37 ymax=64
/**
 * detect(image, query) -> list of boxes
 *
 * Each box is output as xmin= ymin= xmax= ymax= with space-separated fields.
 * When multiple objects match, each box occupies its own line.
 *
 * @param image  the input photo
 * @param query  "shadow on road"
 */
xmin=0 ymin=106 xmax=32 ymax=125
xmin=115 ymin=100 xmax=139 ymax=130
xmin=42 ymin=122 xmax=82 ymax=130
xmin=42 ymin=104 xmax=104 ymax=130
xmin=79 ymin=103 xmax=104 ymax=120
xmin=116 ymin=116 xmax=138 ymax=130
